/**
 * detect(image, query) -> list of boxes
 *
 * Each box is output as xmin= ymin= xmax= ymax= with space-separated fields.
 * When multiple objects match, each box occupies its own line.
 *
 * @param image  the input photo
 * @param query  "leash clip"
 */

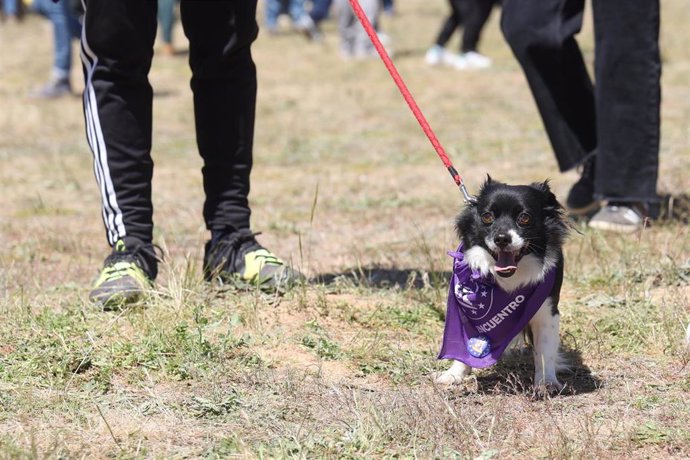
xmin=460 ymin=182 xmax=477 ymax=204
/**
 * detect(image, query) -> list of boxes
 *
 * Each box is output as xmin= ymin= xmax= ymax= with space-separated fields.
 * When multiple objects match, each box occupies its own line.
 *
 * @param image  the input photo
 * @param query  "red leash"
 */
xmin=347 ymin=0 xmax=475 ymax=203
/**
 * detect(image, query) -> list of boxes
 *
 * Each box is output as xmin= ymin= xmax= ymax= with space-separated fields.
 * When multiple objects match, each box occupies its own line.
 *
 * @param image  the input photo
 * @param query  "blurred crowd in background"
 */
xmin=0 ymin=0 xmax=499 ymax=100
xmin=0 ymin=0 xmax=667 ymax=236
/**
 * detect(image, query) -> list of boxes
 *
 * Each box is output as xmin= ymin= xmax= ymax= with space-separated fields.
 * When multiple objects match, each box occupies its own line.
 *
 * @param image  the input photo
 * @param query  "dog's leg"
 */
xmin=434 ymin=360 xmax=472 ymax=385
xmin=529 ymin=298 xmax=563 ymax=394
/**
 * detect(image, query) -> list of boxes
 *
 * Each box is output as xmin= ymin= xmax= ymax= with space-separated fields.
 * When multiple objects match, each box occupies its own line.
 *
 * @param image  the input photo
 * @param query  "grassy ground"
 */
xmin=1 ymin=1 xmax=689 ymax=458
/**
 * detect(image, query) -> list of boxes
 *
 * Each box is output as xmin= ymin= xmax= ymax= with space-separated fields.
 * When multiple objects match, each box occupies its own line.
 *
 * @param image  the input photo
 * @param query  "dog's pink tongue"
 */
xmin=495 ymin=251 xmax=517 ymax=272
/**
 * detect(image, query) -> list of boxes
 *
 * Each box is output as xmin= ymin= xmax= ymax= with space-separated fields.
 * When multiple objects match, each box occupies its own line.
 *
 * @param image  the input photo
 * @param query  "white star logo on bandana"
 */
xmin=455 ymin=276 xmax=494 ymax=320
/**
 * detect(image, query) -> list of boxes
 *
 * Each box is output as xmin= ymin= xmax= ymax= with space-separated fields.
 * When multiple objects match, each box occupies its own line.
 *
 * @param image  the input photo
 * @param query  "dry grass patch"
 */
xmin=1 ymin=0 xmax=689 ymax=458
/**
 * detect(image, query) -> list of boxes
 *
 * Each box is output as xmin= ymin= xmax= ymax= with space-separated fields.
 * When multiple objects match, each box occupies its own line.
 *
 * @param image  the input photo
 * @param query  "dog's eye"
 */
xmin=481 ymin=212 xmax=494 ymax=224
xmin=517 ymin=212 xmax=532 ymax=226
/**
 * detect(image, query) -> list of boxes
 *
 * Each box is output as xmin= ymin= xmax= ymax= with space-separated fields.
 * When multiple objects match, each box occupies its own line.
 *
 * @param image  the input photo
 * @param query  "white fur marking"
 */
xmin=508 ymin=229 xmax=524 ymax=248
xmin=528 ymin=298 xmax=564 ymax=390
xmin=495 ymin=254 xmax=546 ymax=293
xmin=464 ymin=246 xmax=494 ymax=277
xmin=435 ymin=360 xmax=472 ymax=385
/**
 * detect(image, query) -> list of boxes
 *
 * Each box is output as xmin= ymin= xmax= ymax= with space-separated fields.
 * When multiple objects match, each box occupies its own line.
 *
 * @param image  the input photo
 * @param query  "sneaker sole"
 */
xmin=587 ymin=220 xmax=642 ymax=234
xmin=90 ymin=280 xmax=150 ymax=309
xmin=91 ymin=290 xmax=144 ymax=310
xmin=208 ymin=268 xmax=303 ymax=294
xmin=208 ymin=276 xmax=290 ymax=295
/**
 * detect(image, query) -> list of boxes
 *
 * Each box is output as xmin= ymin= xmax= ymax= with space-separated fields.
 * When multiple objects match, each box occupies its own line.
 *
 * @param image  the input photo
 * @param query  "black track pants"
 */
xmin=436 ymin=0 xmax=495 ymax=53
xmin=81 ymin=0 xmax=259 ymax=247
xmin=501 ymin=0 xmax=660 ymax=203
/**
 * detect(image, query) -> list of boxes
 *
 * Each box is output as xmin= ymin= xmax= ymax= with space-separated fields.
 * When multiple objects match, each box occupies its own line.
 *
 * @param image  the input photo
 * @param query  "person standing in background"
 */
xmin=157 ymin=0 xmax=178 ymax=56
xmin=264 ymin=0 xmax=319 ymax=40
xmin=335 ymin=0 xmax=391 ymax=59
xmin=308 ymin=0 xmax=332 ymax=39
xmin=30 ymin=0 xmax=81 ymax=98
xmin=425 ymin=0 xmax=497 ymax=70
xmin=382 ymin=0 xmax=394 ymax=16
xmin=1 ymin=0 xmax=23 ymax=23
xmin=501 ymin=0 xmax=661 ymax=233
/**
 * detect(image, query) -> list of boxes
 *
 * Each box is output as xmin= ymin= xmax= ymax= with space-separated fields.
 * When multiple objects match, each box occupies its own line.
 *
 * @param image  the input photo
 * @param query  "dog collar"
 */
xmin=438 ymin=244 xmax=557 ymax=368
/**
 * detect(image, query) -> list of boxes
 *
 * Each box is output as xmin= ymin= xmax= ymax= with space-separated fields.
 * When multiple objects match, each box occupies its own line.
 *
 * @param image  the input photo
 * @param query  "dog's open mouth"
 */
xmin=493 ymin=246 xmax=528 ymax=278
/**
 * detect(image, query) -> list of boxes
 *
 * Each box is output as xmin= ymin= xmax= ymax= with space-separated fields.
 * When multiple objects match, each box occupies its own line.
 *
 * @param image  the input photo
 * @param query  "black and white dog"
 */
xmin=436 ymin=177 xmax=570 ymax=393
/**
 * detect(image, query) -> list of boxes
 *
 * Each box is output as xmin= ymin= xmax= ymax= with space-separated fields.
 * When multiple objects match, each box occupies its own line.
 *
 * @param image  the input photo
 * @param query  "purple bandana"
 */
xmin=438 ymin=244 xmax=556 ymax=368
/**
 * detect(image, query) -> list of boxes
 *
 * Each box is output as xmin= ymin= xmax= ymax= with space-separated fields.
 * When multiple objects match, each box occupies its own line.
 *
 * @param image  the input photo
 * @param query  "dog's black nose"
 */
xmin=494 ymin=233 xmax=511 ymax=248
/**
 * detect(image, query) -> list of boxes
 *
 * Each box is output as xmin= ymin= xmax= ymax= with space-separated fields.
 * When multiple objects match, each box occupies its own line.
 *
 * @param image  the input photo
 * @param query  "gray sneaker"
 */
xmin=30 ymin=78 xmax=71 ymax=99
xmin=295 ymin=15 xmax=320 ymax=41
xmin=588 ymin=204 xmax=647 ymax=233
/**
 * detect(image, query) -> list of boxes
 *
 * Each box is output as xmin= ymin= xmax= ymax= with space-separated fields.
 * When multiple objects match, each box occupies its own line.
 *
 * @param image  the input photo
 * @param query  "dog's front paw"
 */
xmin=433 ymin=370 xmax=465 ymax=385
xmin=532 ymin=379 xmax=564 ymax=398
xmin=433 ymin=361 xmax=472 ymax=385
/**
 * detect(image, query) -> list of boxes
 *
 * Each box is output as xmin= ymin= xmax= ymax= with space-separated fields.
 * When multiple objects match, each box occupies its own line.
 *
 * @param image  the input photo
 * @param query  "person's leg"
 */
xmin=309 ymin=0 xmax=332 ymax=24
xmin=586 ymin=0 xmax=660 ymax=231
xmin=81 ymin=0 xmax=158 ymax=248
xmin=592 ymin=0 xmax=660 ymax=205
xmin=264 ymin=0 xmax=282 ymax=31
xmin=32 ymin=0 xmax=81 ymax=91
xmin=287 ymin=0 xmax=305 ymax=23
xmin=81 ymin=0 xmax=160 ymax=305
xmin=426 ymin=0 xmax=460 ymax=66
xmin=335 ymin=0 xmax=356 ymax=56
xmin=435 ymin=0 xmax=462 ymax=48
xmin=351 ymin=0 xmax=382 ymax=57
xmin=460 ymin=0 xmax=494 ymax=53
xmin=180 ymin=0 xmax=302 ymax=289
xmin=287 ymin=0 xmax=318 ymax=39
xmin=501 ymin=0 xmax=595 ymax=173
xmin=179 ymin=0 xmax=258 ymax=234
xmin=157 ymin=0 xmax=176 ymax=52
xmin=3 ymin=0 xmax=17 ymax=16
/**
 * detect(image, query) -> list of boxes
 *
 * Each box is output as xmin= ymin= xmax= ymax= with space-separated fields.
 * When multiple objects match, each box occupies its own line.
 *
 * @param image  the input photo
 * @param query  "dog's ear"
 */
xmin=478 ymin=174 xmax=494 ymax=196
xmin=531 ymin=180 xmax=563 ymax=214
xmin=532 ymin=180 xmax=571 ymax=238
xmin=530 ymin=179 xmax=552 ymax=195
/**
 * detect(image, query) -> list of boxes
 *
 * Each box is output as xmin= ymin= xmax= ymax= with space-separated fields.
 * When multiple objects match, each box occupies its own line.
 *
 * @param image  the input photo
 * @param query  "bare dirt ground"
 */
xmin=1 ymin=1 xmax=689 ymax=458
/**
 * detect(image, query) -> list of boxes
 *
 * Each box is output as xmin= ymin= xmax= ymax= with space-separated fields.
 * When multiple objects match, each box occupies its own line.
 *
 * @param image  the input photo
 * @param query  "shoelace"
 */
xmin=251 ymin=251 xmax=283 ymax=267
xmin=103 ymin=243 xmax=162 ymax=279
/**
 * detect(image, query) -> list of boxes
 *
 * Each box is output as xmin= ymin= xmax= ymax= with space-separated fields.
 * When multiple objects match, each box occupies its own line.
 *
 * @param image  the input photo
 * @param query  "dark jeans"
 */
xmin=309 ymin=0 xmax=332 ymax=24
xmin=501 ymin=0 xmax=660 ymax=203
xmin=435 ymin=0 xmax=495 ymax=53
xmin=157 ymin=0 xmax=177 ymax=44
xmin=32 ymin=0 xmax=81 ymax=79
xmin=81 ymin=0 xmax=258 ymax=247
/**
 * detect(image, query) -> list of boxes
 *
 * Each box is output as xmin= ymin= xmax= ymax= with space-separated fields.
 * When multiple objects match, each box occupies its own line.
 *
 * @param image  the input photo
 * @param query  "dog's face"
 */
xmin=456 ymin=177 xmax=568 ymax=283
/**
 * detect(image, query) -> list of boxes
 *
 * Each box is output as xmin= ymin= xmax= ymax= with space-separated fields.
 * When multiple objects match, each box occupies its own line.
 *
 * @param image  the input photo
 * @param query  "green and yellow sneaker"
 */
xmin=89 ymin=239 xmax=158 ymax=308
xmin=203 ymin=229 xmax=303 ymax=292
